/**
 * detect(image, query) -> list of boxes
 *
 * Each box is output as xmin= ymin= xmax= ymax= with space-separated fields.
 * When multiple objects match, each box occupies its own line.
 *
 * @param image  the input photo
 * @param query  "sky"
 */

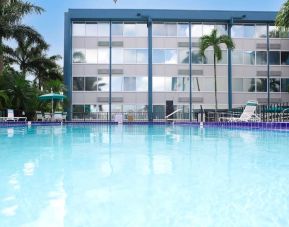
xmin=23 ymin=0 xmax=285 ymax=66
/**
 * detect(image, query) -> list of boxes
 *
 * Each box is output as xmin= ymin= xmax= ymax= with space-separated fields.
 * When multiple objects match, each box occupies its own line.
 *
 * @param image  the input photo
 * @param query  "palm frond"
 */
xmin=276 ymin=1 xmax=289 ymax=30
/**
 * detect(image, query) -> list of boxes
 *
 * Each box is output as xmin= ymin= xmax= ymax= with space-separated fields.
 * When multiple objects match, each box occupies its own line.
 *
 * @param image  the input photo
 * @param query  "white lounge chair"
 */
xmin=36 ymin=111 xmax=44 ymax=121
xmin=220 ymin=101 xmax=261 ymax=122
xmin=62 ymin=112 xmax=67 ymax=121
xmin=0 ymin=109 xmax=27 ymax=122
xmin=44 ymin=112 xmax=52 ymax=121
xmin=54 ymin=112 xmax=63 ymax=122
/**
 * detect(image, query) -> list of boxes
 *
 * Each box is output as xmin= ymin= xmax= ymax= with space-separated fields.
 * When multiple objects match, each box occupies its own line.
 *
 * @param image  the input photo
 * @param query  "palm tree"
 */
xmin=276 ymin=0 xmax=289 ymax=30
xmin=199 ymin=29 xmax=235 ymax=112
xmin=0 ymin=90 xmax=9 ymax=109
xmin=0 ymin=0 xmax=44 ymax=75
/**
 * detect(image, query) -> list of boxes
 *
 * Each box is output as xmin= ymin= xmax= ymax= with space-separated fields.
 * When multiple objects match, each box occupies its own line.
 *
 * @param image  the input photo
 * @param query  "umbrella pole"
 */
xmin=52 ymin=99 xmax=54 ymax=113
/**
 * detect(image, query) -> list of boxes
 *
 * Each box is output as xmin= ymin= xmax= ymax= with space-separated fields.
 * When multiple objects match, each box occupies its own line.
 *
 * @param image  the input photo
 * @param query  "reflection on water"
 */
xmin=0 ymin=125 xmax=289 ymax=226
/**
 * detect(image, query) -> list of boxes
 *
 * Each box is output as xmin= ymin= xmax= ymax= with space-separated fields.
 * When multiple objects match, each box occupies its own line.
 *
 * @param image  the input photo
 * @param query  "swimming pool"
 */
xmin=1 ymin=124 xmax=289 ymax=226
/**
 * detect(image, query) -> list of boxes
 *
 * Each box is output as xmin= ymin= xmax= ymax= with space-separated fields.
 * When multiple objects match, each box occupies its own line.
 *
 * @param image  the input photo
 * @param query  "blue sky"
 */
xmin=23 ymin=0 xmax=285 ymax=65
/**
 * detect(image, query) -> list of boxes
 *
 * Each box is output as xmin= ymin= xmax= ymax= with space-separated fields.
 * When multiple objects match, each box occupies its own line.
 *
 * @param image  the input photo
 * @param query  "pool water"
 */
xmin=1 ymin=125 xmax=289 ymax=227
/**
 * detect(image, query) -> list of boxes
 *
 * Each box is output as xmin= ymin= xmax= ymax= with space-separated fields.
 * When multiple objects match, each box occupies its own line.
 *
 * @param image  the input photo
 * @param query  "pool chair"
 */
xmin=219 ymin=101 xmax=261 ymax=122
xmin=62 ymin=112 xmax=67 ymax=121
xmin=53 ymin=112 xmax=63 ymax=122
xmin=44 ymin=112 xmax=52 ymax=121
xmin=0 ymin=109 xmax=27 ymax=122
xmin=36 ymin=111 xmax=44 ymax=121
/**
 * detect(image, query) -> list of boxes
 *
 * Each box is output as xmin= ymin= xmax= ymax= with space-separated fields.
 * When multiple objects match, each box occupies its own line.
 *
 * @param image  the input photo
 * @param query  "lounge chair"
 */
xmin=62 ymin=112 xmax=67 ymax=121
xmin=44 ymin=112 xmax=52 ymax=121
xmin=36 ymin=111 xmax=44 ymax=121
xmin=0 ymin=109 xmax=27 ymax=122
xmin=54 ymin=112 xmax=63 ymax=122
xmin=219 ymin=100 xmax=261 ymax=122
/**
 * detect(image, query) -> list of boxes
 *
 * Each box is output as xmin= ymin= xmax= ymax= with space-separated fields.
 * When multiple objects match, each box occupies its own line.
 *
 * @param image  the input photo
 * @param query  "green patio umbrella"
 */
xmin=39 ymin=93 xmax=66 ymax=113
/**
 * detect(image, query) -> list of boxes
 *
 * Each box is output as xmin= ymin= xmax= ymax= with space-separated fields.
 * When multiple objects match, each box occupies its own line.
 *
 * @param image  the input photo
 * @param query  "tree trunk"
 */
xmin=0 ymin=37 xmax=4 ymax=76
xmin=213 ymin=53 xmax=218 ymax=114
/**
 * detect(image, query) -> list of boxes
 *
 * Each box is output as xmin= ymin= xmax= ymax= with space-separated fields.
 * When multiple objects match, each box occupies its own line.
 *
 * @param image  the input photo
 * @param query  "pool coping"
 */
xmin=1 ymin=121 xmax=289 ymax=131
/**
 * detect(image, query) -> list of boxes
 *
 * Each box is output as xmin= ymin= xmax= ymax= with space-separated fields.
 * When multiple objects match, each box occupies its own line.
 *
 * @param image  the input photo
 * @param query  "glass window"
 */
xmin=172 ymin=77 xmax=183 ymax=91
xmin=72 ymin=49 xmax=86 ymax=63
xmin=203 ymin=24 xmax=215 ymax=36
xmin=111 ymin=77 xmax=122 ymax=91
xmin=232 ymin=51 xmax=244 ymax=64
xmin=85 ymin=77 xmax=98 ymax=91
xmin=216 ymin=24 xmax=227 ymax=35
xmin=137 ymin=49 xmax=148 ymax=64
xmin=167 ymin=23 xmax=177 ymax=36
xmin=123 ymin=105 xmax=136 ymax=112
xmin=231 ymin=25 xmax=243 ymax=38
xmin=165 ymin=49 xmax=177 ymax=64
xmin=281 ymin=52 xmax=289 ymax=65
xmin=98 ymin=48 xmax=109 ymax=64
xmin=191 ymin=24 xmax=202 ymax=37
xmin=136 ymin=23 xmax=147 ymax=36
xmin=153 ymin=49 xmax=165 ymax=64
xmin=86 ymin=49 xmax=98 ymax=63
xmin=204 ymin=50 xmax=213 ymax=64
xmin=112 ymin=48 xmax=123 ymax=64
xmin=269 ymin=51 xmax=280 ymax=65
xmin=112 ymin=23 xmax=123 ymax=36
xmin=73 ymin=77 xmax=84 ymax=91
xmin=123 ymin=77 xmax=136 ymax=91
xmin=97 ymin=77 xmax=109 ymax=91
xmin=98 ymin=23 xmax=109 ymax=36
xmin=183 ymin=77 xmax=190 ymax=91
xmin=255 ymin=25 xmax=267 ymax=38
xmin=244 ymin=51 xmax=255 ymax=65
xmin=281 ymin=79 xmax=289 ymax=92
xmin=136 ymin=77 xmax=148 ymax=91
xmin=244 ymin=78 xmax=256 ymax=92
xmin=177 ymin=23 xmax=189 ymax=37
xmin=256 ymin=51 xmax=267 ymax=65
xmin=73 ymin=23 xmax=85 ymax=36
xmin=123 ymin=23 xmax=136 ymax=36
xmin=243 ymin=25 xmax=255 ymax=38
xmin=233 ymin=78 xmax=243 ymax=92
xmin=153 ymin=77 xmax=165 ymax=91
xmin=191 ymin=50 xmax=203 ymax=64
xmin=192 ymin=77 xmax=214 ymax=91
xmin=218 ymin=50 xmax=228 ymax=64
xmin=86 ymin=23 xmax=97 ymax=36
xmin=217 ymin=77 xmax=228 ymax=91
xmin=153 ymin=23 xmax=166 ymax=36
xmin=270 ymin=78 xmax=281 ymax=92
xmin=73 ymin=105 xmax=84 ymax=113
xmin=256 ymin=78 xmax=267 ymax=92
xmin=124 ymin=49 xmax=136 ymax=64
xmin=269 ymin=26 xmax=279 ymax=38
xmin=178 ymin=49 xmax=189 ymax=64
xmin=232 ymin=25 xmax=255 ymax=38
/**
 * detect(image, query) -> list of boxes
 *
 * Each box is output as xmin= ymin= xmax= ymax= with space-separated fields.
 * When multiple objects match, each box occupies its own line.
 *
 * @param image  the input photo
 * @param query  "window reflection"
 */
xmin=256 ymin=78 xmax=267 ymax=92
xmin=153 ymin=50 xmax=165 ymax=64
xmin=86 ymin=49 xmax=97 ymax=64
xmin=269 ymin=51 xmax=280 ymax=65
xmin=112 ymin=23 xmax=123 ymax=36
xmin=111 ymin=77 xmax=123 ymax=91
xmin=281 ymin=52 xmax=289 ymax=65
xmin=86 ymin=23 xmax=98 ymax=36
xmin=177 ymin=23 xmax=189 ymax=37
xmin=232 ymin=25 xmax=255 ymax=38
xmin=73 ymin=77 xmax=84 ymax=91
xmin=232 ymin=51 xmax=243 ymax=64
xmin=73 ymin=23 xmax=85 ymax=36
xmin=178 ymin=49 xmax=189 ymax=64
xmin=123 ymin=23 xmax=136 ymax=36
xmin=244 ymin=51 xmax=255 ymax=65
xmin=137 ymin=50 xmax=148 ymax=64
xmin=191 ymin=24 xmax=202 ymax=37
xmin=112 ymin=48 xmax=123 ymax=64
xmin=98 ymin=48 xmax=109 ymax=64
xmin=85 ymin=77 xmax=98 ymax=91
xmin=165 ymin=50 xmax=177 ymax=64
xmin=73 ymin=49 xmax=86 ymax=63
xmin=256 ymin=51 xmax=267 ymax=65
xmin=98 ymin=23 xmax=109 ymax=36
xmin=123 ymin=77 xmax=136 ymax=91
xmin=270 ymin=78 xmax=280 ymax=92
xmin=255 ymin=25 xmax=267 ymax=38
xmin=281 ymin=79 xmax=289 ymax=92
xmin=136 ymin=77 xmax=148 ymax=91
xmin=98 ymin=77 xmax=109 ymax=91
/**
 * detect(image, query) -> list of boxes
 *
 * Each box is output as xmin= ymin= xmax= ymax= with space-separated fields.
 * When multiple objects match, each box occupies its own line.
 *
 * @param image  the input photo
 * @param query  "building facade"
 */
xmin=64 ymin=9 xmax=289 ymax=121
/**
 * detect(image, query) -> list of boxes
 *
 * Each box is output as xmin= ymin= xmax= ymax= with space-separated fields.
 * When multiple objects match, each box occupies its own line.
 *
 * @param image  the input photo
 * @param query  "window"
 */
xmin=111 ymin=77 xmax=123 ymax=91
xmin=85 ymin=77 xmax=98 ymax=91
xmin=73 ymin=77 xmax=84 ymax=91
xmin=98 ymin=48 xmax=109 ymax=64
xmin=178 ymin=49 xmax=189 ymax=64
xmin=191 ymin=50 xmax=203 ymax=64
xmin=177 ymin=23 xmax=189 ymax=37
xmin=153 ymin=23 xmax=166 ymax=36
xmin=202 ymin=24 xmax=215 ymax=36
xmin=124 ymin=49 xmax=136 ymax=64
xmin=153 ymin=50 xmax=165 ymax=64
xmin=123 ymin=23 xmax=136 ymax=36
xmin=167 ymin=23 xmax=177 ymax=36
xmin=233 ymin=78 xmax=243 ymax=91
xmin=137 ymin=49 xmax=148 ymax=64
xmin=191 ymin=24 xmax=203 ymax=37
xmin=86 ymin=23 xmax=98 ymax=36
xmin=255 ymin=25 xmax=267 ymax=38
xmin=244 ymin=51 xmax=255 ymax=65
xmin=281 ymin=79 xmax=289 ymax=92
xmin=270 ymin=78 xmax=280 ymax=92
xmin=73 ymin=105 xmax=84 ymax=113
xmin=73 ymin=23 xmax=85 ymax=36
xmin=256 ymin=51 xmax=267 ymax=65
xmin=97 ymin=77 xmax=109 ymax=91
xmin=269 ymin=26 xmax=279 ymax=38
xmin=281 ymin=52 xmax=289 ymax=65
xmin=112 ymin=48 xmax=123 ymax=64
xmin=165 ymin=50 xmax=177 ymax=64
xmin=86 ymin=49 xmax=98 ymax=64
xmin=112 ymin=23 xmax=123 ymax=36
xmin=256 ymin=78 xmax=267 ymax=92
xmin=215 ymin=24 xmax=227 ymax=35
xmin=73 ymin=49 xmax=86 ymax=63
xmin=244 ymin=78 xmax=256 ymax=92
xmin=136 ymin=77 xmax=148 ymax=91
xmin=135 ymin=23 xmax=147 ymax=36
xmin=269 ymin=51 xmax=280 ymax=65
xmin=232 ymin=51 xmax=243 ymax=64
xmin=123 ymin=77 xmax=136 ymax=91
xmin=153 ymin=77 xmax=165 ymax=91
xmin=172 ymin=77 xmax=184 ymax=91
xmin=98 ymin=23 xmax=109 ymax=36
xmin=203 ymin=50 xmax=227 ymax=64
xmin=232 ymin=25 xmax=255 ymax=38
xmin=192 ymin=77 xmax=214 ymax=91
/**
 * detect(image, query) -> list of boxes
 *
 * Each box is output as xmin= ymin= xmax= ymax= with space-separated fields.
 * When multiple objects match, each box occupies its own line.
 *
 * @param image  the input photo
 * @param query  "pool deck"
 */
xmin=1 ymin=121 xmax=289 ymax=131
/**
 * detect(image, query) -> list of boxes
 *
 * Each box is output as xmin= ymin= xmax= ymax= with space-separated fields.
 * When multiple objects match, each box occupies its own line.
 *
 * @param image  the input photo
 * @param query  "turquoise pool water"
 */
xmin=1 ymin=125 xmax=289 ymax=227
